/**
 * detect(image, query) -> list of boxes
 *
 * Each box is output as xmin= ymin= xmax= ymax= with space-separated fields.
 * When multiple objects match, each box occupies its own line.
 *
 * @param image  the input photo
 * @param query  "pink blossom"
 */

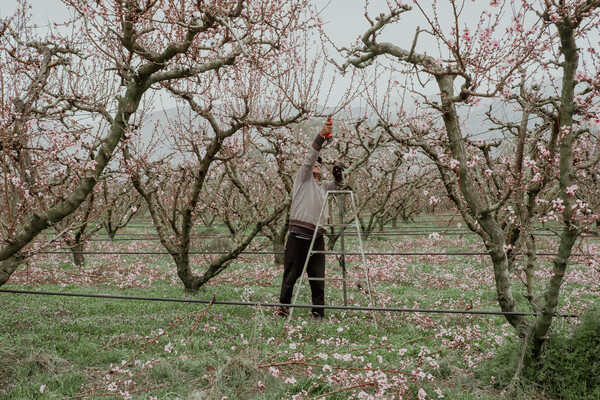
xmin=164 ymin=342 xmax=173 ymax=353
xmin=418 ymin=388 xmax=428 ymax=399
xmin=565 ymin=185 xmax=579 ymax=195
xmin=107 ymin=382 xmax=118 ymax=392
xmin=552 ymin=198 xmax=565 ymax=212
xmin=462 ymin=28 xmax=472 ymax=43
xmin=285 ymin=376 xmax=297 ymax=384
xmin=574 ymin=96 xmax=587 ymax=107
xmin=428 ymin=232 xmax=441 ymax=240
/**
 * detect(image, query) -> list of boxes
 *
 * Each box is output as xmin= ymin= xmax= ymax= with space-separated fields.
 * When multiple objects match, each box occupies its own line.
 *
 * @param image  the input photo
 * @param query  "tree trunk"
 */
xmin=530 ymin=20 xmax=581 ymax=359
xmin=378 ymin=216 xmax=385 ymax=232
xmin=70 ymin=243 xmax=86 ymax=267
xmin=327 ymin=232 xmax=339 ymax=250
xmin=0 ymin=254 xmax=24 ymax=286
xmin=173 ymin=251 xmax=202 ymax=293
xmin=272 ymin=213 xmax=289 ymax=266
xmin=524 ymin=235 xmax=540 ymax=310
xmin=435 ymin=74 xmax=529 ymax=333
xmin=104 ymin=220 xmax=118 ymax=240
xmin=273 ymin=235 xmax=285 ymax=266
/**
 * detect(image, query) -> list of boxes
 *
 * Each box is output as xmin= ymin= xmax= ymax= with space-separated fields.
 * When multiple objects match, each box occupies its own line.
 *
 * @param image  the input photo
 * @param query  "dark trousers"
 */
xmin=279 ymin=233 xmax=326 ymax=316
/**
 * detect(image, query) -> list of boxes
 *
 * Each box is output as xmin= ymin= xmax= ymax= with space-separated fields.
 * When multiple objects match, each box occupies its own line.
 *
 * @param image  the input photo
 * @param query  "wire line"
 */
xmin=0 ymin=289 xmax=579 ymax=318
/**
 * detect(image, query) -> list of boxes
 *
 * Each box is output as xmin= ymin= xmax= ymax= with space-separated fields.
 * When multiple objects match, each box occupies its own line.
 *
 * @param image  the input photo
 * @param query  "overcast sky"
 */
xmin=0 ymin=0 xmax=398 ymax=40
xmin=0 ymin=0 xmax=434 ymax=61
xmin=1 ymin=0 xmax=423 ymax=105
xmin=0 ymin=0 xmax=513 ymax=111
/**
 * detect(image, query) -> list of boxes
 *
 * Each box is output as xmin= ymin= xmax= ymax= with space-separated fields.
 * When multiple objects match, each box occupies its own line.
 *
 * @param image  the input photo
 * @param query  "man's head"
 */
xmin=313 ymin=156 xmax=323 ymax=180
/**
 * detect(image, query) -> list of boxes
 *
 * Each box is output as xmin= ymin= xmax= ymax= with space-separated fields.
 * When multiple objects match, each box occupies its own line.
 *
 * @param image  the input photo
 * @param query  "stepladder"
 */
xmin=287 ymin=190 xmax=377 ymax=327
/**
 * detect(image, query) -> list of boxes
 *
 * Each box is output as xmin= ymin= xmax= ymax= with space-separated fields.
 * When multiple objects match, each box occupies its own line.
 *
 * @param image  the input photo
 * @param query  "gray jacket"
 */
xmin=289 ymin=134 xmax=345 ymax=234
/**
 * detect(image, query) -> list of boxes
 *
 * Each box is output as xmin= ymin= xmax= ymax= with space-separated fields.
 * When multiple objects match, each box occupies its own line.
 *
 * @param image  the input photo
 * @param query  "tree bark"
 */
xmin=435 ymin=74 xmax=529 ymax=333
xmin=273 ymin=239 xmax=285 ymax=266
xmin=531 ymin=20 xmax=580 ymax=358
xmin=69 ymin=243 xmax=86 ymax=267
xmin=0 ymin=254 xmax=24 ymax=286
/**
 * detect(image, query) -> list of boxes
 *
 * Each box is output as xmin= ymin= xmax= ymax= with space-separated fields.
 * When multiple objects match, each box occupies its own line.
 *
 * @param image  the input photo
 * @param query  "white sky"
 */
xmin=0 ymin=0 xmax=431 ymax=106
xmin=2 ymin=0 xmax=556 ymax=113
xmin=0 ymin=1 xmax=411 ymax=40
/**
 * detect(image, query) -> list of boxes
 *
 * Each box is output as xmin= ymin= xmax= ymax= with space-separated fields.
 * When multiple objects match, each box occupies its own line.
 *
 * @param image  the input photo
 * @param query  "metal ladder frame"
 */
xmin=287 ymin=190 xmax=377 ymax=326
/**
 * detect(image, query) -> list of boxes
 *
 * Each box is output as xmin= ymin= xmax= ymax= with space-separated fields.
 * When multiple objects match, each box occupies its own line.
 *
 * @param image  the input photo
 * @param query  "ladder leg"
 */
xmin=350 ymin=191 xmax=378 ymax=329
xmin=338 ymin=194 xmax=348 ymax=306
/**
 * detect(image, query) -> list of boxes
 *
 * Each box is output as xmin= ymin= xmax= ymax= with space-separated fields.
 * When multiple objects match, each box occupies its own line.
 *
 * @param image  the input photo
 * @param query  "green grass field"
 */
xmin=1 ymin=217 xmax=597 ymax=399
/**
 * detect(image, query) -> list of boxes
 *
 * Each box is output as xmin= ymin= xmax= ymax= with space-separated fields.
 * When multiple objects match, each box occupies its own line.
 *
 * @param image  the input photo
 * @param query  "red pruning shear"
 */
xmin=325 ymin=117 xmax=333 ymax=143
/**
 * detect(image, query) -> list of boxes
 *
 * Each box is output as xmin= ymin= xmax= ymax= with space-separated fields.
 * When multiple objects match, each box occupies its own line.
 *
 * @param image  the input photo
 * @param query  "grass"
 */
xmin=0 ymin=216 xmax=597 ymax=399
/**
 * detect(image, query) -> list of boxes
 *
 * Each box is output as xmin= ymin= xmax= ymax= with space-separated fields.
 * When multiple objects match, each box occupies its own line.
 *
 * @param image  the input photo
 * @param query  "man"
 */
xmin=278 ymin=120 xmax=345 ymax=320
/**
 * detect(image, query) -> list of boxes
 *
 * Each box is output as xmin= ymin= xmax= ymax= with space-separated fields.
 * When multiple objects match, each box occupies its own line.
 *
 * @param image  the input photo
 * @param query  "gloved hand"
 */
xmin=319 ymin=119 xmax=333 ymax=142
xmin=333 ymin=164 xmax=345 ymax=180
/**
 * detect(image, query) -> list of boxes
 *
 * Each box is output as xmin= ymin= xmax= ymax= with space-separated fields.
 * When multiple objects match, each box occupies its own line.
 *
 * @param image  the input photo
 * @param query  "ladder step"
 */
xmin=326 ymin=190 xmax=353 ymax=194
xmin=321 ymin=223 xmax=356 ymax=228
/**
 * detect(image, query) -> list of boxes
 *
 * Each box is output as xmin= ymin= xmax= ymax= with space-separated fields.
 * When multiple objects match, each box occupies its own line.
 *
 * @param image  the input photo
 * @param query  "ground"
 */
xmin=1 ymin=215 xmax=596 ymax=399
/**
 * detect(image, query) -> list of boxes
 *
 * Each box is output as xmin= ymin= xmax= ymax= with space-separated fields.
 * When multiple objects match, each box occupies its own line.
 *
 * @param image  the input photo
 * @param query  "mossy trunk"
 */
xmin=531 ymin=21 xmax=580 ymax=358
xmin=0 ymin=254 xmax=24 ymax=286
xmin=70 ymin=243 xmax=86 ymax=267
xmin=273 ymin=235 xmax=285 ymax=266
xmin=435 ymin=74 xmax=529 ymax=333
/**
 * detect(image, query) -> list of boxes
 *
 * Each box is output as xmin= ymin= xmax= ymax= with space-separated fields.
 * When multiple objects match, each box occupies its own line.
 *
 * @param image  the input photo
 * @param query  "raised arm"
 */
xmin=296 ymin=121 xmax=332 ymax=182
